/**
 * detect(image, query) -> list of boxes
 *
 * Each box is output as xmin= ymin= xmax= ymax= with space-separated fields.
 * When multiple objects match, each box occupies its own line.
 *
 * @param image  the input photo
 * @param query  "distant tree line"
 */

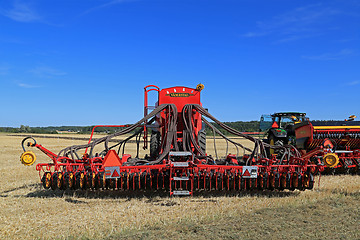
xmin=204 ymin=121 xmax=260 ymax=135
xmin=0 ymin=121 xmax=261 ymax=135
xmin=0 ymin=125 xmax=132 ymax=134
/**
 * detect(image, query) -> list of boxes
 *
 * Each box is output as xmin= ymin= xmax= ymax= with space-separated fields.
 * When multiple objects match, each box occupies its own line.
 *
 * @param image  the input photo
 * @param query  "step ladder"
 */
xmin=169 ymin=152 xmax=193 ymax=196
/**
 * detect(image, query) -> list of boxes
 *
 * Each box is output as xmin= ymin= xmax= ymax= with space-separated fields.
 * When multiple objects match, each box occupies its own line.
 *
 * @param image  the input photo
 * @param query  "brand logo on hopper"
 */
xmin=167 ymin=93 xmax=194 ymax=97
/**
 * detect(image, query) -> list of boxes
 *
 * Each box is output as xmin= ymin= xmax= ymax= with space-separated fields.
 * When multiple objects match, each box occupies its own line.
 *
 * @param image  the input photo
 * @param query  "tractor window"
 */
xmin=259 ymin=115 xmax=272 ymax=132
xmin=280 ymin=117 xmax=296 ymax=128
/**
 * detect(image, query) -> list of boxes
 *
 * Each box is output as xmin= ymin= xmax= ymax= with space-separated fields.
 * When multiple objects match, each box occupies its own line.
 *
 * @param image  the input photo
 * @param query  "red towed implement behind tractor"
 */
xmin=260 ymin=112 xmax=360 ymax=174
xmin=295 ymin=119 xmax=360 ymax=174
xmin=20 ymin=85 xmax=323 ymax=196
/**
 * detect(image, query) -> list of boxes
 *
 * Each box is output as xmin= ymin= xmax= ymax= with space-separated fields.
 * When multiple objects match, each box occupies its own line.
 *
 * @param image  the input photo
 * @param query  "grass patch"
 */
xmin=113 ymin=193 xmax=359 ymax=240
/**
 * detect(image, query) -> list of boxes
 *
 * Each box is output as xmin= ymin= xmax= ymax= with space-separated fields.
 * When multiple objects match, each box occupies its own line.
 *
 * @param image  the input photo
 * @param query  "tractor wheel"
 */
xmin=266 ymin=134 xmax=278 ymax=156
xmin=267 ymin=135 xmax=285 ymax=157
xmin=150 ymin=131 xmax=161 ymax=160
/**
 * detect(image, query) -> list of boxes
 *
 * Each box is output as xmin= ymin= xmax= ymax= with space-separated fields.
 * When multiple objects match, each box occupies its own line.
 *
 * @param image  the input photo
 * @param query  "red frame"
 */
xmin=25 ymin=85 xmax=323 ymax=195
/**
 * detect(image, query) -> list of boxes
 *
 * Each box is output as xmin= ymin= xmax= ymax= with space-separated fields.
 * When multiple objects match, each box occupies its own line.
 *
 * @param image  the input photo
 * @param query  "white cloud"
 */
xmin=17 ymin=83 xmax=41 ymax=88
xmin=81 ymin=0 xmax=137 ymax=16
xmin=347 ymin=81 xmax=359 ymax=86
xmin=29 ymin=66 xmax=67 ymax=78
xmin=302 ymin=49 xmax=355 ymax=60
xmin=242 ymin=4 xmax=343 ymax=42
xmin=0 ymin=65 xmax=10 ymax=75
xmin=0 ymin=1 xmax=40 ymax=22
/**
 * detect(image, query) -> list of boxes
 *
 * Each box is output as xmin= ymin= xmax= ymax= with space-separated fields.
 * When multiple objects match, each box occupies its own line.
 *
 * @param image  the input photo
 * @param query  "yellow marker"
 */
xmin=314 ymin=126 xmax=360 ymax=130
xmin=323 ymin=153 xmax=339 ymax=168
xmin=196 ymin=83 xmax=204 ymax=91
xmin=20 ymin=151 xmax=36 ymax=166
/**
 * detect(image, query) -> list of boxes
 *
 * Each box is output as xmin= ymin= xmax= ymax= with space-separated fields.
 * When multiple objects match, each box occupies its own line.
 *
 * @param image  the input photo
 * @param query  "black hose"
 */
xmin=21 ymin=136 xmax=36 ymax=152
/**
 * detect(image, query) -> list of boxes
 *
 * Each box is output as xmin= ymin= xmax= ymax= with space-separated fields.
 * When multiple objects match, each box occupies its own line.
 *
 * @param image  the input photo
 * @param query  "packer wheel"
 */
xmin=51 ymin=172 xmax=58 ymax=190
xmin=64 ymin=172 xmax=75 ymax=190
xmin=75 ymin=172 xmax=85 ymax=190
xmin=57 ymin=172 xmax=64 ymax=190
xmin=41 ymin=172 xmax=52 ymax=189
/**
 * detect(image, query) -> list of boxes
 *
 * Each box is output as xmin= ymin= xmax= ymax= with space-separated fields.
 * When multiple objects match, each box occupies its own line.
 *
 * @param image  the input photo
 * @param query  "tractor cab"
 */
xmin=260 ymin=112 xmax=307 ymax=132
xmin=260 ymin=112 xmax=308 ymax=153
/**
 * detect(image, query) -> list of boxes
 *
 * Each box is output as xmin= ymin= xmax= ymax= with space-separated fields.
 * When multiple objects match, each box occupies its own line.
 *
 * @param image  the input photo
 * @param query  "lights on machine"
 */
xmin=196 ymin=83 xmax=204 ymax=91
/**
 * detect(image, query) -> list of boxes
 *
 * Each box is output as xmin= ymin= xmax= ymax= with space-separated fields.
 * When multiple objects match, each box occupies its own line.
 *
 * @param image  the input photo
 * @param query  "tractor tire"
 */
xmin=267 ymin=134 xmax=285 ymax=157
xmin=266 ymin=134 xmax=276 ymax=156
xmin=150 ymin=131 xmax=161 ymax=159
xmin=198 ymin=130 xmax=206 ymax=154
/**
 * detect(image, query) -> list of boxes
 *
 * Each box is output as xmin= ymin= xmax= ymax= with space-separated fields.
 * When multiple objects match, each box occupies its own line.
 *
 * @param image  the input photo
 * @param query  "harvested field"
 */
xmin=0 ymin=133 xmax=359 ymax=239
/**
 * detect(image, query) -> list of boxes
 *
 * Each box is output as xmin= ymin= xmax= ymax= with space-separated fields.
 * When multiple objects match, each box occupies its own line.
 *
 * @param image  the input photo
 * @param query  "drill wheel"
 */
xmin=268 ymin=172 xmax=275 ymax=191
xmin=41 ymin=172 xmax=52 ymax=189
xmin=296 ymin=173 xmax=303 ymax=191
xmin=140 ymin=172 xmax=146 ymax=190
xmin=51 ymin=172 xmax=58 ymax=190
xmin=85 ymin=172 xmax=92 ymax=189
xmin=63 ymin=172 xmax=75 ymax=190
xmin=285 ymin=173 xmax=291 ymax=189
xmin=279 ymin=173 xmax=286 ymax=190
xmin=234 ymin=174 xmax=240 ymax=191
xmin=75 ymin=172 xmax=86 ymax=190
xmin=57 ymin=172 xmax=64 ymax=190
xmin=262 ymin=172 xmax=269 ymax=190
xmin=98 ymin=172 xmax=106 ymax=189
xmin=307 ymin=173 xmax=314 ymax=190
xmin=217 ymin=173 xmax=223 ymax=191
xmin=91 ymin=172 xmax=99 ymax=190
xmin=274 ymin=173 xmax=281 ymax=190
xmin=290 ymin=172 xmax=298 ymax=191
xmin=257 ymin=173 xmax=264 ymax=190
xmin=145 ymin=172 xmax=151 ymax=190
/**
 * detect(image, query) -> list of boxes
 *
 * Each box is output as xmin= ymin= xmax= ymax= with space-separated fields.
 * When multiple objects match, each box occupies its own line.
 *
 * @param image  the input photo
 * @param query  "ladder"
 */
xmin=169 ymin=152 xmax=193 ymax=196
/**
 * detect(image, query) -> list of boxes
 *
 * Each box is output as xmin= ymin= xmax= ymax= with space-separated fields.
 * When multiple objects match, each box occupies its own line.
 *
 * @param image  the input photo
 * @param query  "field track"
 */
xmin=0 ymin=133 xmax=359 ymax=239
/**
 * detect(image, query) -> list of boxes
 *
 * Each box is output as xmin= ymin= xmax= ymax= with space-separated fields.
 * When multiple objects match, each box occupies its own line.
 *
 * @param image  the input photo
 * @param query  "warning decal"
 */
xmin=242 ymin=166 xmax=258 ymax=179
xmin=105 ymin=166 xmax=121 ymax=179
xmin=243 ymin=169 xmax=251 ymax=177
xmin=111 ymin=169 xmax=120 ymax=178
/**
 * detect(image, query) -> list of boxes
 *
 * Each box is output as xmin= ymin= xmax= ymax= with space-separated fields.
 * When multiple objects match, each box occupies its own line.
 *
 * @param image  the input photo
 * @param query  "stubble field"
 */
xmin=0 ymin=133 xmax=359 ymax=239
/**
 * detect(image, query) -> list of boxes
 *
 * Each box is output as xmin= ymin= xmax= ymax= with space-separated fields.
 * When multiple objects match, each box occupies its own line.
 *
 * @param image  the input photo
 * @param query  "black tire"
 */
xmin=266 ymin=134 xmax=276 ymax=156
xmin=51 ymin=172 xmax=58 ymax=190
xmin=150 ymin=131 xmax=161 ymax=159
xmin=86 ymin=172 xmax=92 ymax=189
xmin=267 ymin=134 xmax=286 ymax=157
xmin=64 ymin=172 xmax=75 ymax=190
xmin=98 ymin=172 xmax=106 ymax=189
xmin=75 ymin=172 xmax=85 ymax=190
xmin=57 ymin=172 xmax=64 ymax=190
xmin=42 ymin=172 xmax=51 ymax=189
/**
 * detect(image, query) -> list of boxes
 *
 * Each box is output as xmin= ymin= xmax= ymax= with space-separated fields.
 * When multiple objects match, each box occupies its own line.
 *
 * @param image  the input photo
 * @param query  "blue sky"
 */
xmin=0 ymin=0 xmax=359 ymax=127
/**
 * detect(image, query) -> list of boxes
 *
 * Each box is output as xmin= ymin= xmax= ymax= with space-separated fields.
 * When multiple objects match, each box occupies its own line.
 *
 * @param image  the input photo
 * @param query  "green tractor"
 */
xmin=260 ymin=112 xmax=308 ymax=155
